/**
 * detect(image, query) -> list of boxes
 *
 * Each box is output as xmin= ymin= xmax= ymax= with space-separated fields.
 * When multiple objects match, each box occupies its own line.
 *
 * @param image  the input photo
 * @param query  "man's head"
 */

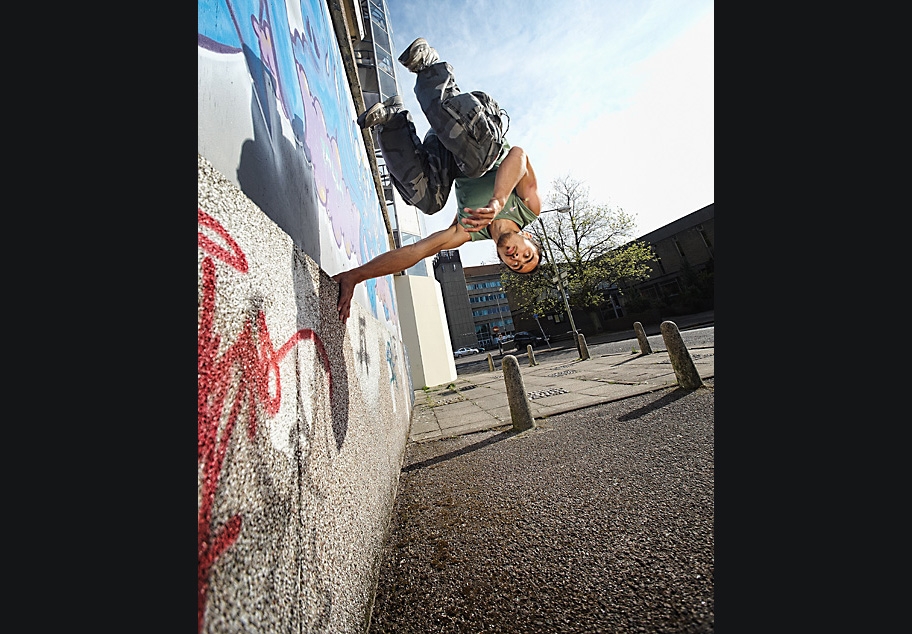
xmin=496 ymin=230 xmax=543 ymax=275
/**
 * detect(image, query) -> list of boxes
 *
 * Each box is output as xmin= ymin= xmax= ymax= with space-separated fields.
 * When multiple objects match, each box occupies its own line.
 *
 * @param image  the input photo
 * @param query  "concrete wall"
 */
xmin=199 ymin=156 xmax=411 ymax=633
xmin=198 ymin=1 xmax=413 ymax=631
xmin=393 ymin=275 xmax=457 ymax=389
xmin=198 ymin=0 xmax=395 ymax=315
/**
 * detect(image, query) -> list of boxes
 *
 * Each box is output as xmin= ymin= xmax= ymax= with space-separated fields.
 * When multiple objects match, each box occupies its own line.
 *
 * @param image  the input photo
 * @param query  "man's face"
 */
xmin=497 ymin=230 xmax=540 ymax=274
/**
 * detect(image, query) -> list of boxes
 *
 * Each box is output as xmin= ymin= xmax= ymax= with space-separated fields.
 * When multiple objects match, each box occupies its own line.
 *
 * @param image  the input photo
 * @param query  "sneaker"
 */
xmin=356 ymin=95 xmax=403 ymax=129
xmin=398 ymin=37 xmax=439 ymax=73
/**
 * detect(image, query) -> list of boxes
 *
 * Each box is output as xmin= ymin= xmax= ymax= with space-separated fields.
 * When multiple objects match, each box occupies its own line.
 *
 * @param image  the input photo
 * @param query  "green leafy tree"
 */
xmin=502 ymin=175 xmax=654 ymax=326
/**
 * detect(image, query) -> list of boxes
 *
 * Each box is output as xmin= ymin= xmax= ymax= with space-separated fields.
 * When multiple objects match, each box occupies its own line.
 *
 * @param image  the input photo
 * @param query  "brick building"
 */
xmin=625 ymin=203 xmax=714 ymax=308
xmin=462 ymin=263 xmax=514 ymax=349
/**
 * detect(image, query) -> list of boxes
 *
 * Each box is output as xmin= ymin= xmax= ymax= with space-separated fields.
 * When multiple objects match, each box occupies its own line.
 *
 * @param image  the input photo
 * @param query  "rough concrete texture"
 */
xmin=634 ymin=321 xmax=653 ymax=355
xmin=198 ymin=155 xmax=412 ymax=633
xmin=502 ymin=355 xmax=535 ymax=431
xmin=660 ymin=321 xmax=703 ymax=389
xmin=528 ymin=345 xmax=537 ymax=366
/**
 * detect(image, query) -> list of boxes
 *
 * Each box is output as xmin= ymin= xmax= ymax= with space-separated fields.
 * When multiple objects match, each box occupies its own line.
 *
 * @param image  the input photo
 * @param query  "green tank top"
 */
xmin=454 ymin=141 xmax=539 ymax=242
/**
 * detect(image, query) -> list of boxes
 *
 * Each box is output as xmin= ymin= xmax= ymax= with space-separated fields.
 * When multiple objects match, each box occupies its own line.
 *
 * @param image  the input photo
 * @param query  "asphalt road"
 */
xmin=369 ymin=374 xmax=715 ymax=633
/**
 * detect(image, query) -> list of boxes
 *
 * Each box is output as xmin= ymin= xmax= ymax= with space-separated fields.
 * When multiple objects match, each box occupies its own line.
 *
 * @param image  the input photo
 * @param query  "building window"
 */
xmin=660 ymin=280 xmax=681 ymax=298
xmin=673 ymin=237 xmax=686 ymax=260
xmin=655 ymin=256 xmax=666 ymax=275
xmin=696 ymin=225 xmax=714 ymax=258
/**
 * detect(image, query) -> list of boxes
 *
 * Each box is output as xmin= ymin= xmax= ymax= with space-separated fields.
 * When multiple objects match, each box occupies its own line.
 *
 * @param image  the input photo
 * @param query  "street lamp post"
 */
xmin=538 ymin=204 xmax=581 ymax=356
xmin=490 ymin=288 xmax=504 ymax=354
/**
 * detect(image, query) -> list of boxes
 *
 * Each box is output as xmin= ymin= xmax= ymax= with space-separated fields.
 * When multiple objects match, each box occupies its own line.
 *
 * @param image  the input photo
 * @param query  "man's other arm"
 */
xmin=332 ymin=222 xmax=471 ymax=323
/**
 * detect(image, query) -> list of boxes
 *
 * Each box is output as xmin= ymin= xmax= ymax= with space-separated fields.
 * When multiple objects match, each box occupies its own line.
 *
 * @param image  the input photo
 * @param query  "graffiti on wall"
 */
xmin=198 ymin=0 xmax=398 ymax=328
xmin=197 ymin=206 xmax=340 ymax=632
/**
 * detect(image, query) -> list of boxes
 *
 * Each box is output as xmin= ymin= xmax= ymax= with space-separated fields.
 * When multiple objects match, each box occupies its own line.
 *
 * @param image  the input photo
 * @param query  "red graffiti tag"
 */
xmin=197 ymin=208 xmax=332 ymax=633
xmin=198 ymin=206 xmax=248 ymax=273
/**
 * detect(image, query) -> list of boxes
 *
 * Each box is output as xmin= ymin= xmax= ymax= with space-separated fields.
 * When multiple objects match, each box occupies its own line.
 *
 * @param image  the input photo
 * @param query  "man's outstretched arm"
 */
xmin=331 ymin=223 xmax=471 ymax=323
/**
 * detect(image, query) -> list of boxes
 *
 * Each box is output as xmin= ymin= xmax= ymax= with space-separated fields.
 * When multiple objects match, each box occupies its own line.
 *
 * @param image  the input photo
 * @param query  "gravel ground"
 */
xmin=368 ymin=380 xmax=714 ymax=634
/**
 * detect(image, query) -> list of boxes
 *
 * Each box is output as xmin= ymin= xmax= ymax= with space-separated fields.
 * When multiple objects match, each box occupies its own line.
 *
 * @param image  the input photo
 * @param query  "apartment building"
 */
xmin=462 ymin=263 xmax=514 ymax=349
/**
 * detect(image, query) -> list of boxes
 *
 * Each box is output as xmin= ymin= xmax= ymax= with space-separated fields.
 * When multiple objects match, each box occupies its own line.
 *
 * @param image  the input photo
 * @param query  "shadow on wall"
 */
xmin=238 ymin=45 xmax=322 ymax=266
xmin=293 ymin=247 xmax=351 ymax=452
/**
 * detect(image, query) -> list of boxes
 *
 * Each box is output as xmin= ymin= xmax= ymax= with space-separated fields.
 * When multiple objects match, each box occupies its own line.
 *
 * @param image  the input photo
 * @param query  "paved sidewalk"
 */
xmin=410 ymin=339 xmax=714 ymax=442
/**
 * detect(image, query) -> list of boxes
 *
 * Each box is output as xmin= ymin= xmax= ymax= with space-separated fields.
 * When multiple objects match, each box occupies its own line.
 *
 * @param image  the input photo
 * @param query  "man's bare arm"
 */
xmin=331 ymin=223 xmax=471 ymax=323
xmin=462 ymin=145 xmax=541 ymax=229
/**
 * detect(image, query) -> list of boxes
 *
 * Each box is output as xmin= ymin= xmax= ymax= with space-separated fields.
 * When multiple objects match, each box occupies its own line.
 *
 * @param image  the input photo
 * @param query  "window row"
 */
xmin=473 ymin=305 xmax=511 ymax=317
xmin=467 ymin=281 xmax=502 ymax=290
xmin=469 ymin=293 xmax=508 ymax=304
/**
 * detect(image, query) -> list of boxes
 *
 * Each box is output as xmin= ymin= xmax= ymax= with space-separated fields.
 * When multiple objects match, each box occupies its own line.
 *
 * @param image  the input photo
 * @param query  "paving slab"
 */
xmin=409 ymin=329 xmax=714 ymax=442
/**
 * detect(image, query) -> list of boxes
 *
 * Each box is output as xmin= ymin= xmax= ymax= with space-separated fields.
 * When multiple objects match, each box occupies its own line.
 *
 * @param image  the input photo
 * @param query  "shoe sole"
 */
xmin=357 ymin=102 xmax=383 ymax=128
xmin=399 ymin=37 xmax=440 ymax=73
xmin=357 ymin=96 xmax=403 ymax=128
xmin=398 ymin=37 xmax=427 ymax=67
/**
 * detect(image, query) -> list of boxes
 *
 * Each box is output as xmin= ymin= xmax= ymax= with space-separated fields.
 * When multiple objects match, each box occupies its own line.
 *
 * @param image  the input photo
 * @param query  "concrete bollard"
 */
xmin=660 ymin=321 xmax=703 ymax=389
xmin=633 ymin=321 xmax=652 ymax=355
xmin=527 ymin=344 xmax=537 ymax=366
xmin=487 ymin=352 xmax=495 ymax=372
xmin=579 ymin=333 xmax=590 ymax=360
xmin=502 ymin=355 xmax=536 ymax=431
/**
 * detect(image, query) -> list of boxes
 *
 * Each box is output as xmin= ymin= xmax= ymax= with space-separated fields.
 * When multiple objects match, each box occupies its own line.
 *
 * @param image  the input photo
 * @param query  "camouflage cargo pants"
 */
xmin=376 ymin=61 xmax=505 ymax=215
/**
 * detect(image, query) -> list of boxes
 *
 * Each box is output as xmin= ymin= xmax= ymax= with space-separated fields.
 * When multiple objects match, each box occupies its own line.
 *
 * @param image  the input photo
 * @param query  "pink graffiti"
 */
xmin=197 ymin=207 xmax=332 ymax=633
xmin=293 ymin=45 xmax=360 ymax=260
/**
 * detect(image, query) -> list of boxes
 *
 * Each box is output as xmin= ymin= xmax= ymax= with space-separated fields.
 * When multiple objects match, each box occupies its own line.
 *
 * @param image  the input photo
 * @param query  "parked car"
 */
xmin=512 ymin=331 xmax=547 ymax=349
xmin=453 ymin=346 xmax=480 ymax=358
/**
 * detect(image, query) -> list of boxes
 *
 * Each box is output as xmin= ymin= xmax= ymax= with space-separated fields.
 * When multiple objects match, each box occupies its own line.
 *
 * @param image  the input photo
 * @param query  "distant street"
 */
xmin=457 ymin=325 xmax=714 ymax=374
xmin=594 ymin=326 xmax=714 ymax=355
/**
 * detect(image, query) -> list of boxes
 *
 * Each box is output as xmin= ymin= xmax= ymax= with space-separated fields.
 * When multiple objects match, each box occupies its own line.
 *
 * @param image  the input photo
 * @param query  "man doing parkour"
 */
xmin=333 ymin=37 xmax=544 ymax=323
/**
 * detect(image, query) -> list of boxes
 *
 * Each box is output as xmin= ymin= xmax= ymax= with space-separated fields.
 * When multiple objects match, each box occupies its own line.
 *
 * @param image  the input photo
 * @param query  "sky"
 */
xmin=383 ymin=0 xmax=714 ymax=267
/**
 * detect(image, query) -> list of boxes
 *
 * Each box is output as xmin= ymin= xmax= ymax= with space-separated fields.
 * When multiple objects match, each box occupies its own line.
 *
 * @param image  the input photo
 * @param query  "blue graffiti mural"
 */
xmin=199 ymin=0 xmax=397 ymax=324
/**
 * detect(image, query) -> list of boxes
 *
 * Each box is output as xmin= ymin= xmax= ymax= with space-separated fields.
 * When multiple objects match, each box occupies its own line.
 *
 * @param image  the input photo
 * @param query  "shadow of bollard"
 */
xmin=502 ymin=355 xmax=535 ymax=431
xmin=634 ymin=321 xmax=653 ymax=354
xmin=579 ymin=333 xmax=590 ymax=360
xmin=487 ymin=353 xmax=495 ymax=372
xmin=660 ymin=320 xmax=703 ymax=389
xmin=527 ymin=344 xmax=537 ymax=366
